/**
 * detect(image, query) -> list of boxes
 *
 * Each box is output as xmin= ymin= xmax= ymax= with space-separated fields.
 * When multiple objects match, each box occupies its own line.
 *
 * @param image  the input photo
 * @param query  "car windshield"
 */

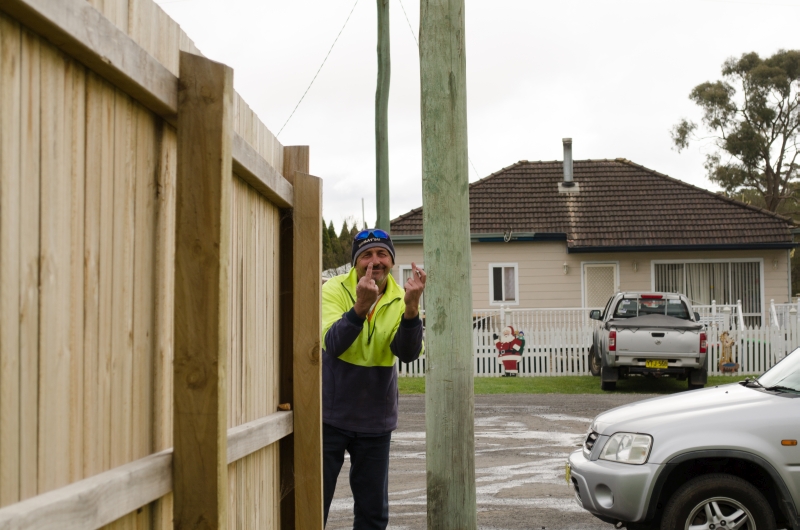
xmin=612 ymin=298 xmax=691 ymax=319
xmin=758 ymin=347 xmax=800 ymax=393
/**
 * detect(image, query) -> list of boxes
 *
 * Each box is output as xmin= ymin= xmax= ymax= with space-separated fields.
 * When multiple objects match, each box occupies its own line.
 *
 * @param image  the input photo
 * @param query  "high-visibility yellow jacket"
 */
xmin=321 ymin=268 xmax=423 ymax=433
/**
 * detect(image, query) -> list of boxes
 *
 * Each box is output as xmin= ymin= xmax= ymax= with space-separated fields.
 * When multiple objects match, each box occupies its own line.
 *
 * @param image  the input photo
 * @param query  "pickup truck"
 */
xmin=589 ymin=292 xmax=707 ymax=391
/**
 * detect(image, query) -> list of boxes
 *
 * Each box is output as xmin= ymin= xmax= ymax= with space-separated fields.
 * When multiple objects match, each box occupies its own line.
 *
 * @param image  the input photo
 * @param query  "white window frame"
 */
xmin=488 ymin=262 xmax=519 ymax=306
xmin=580 ymin=261 xmax=620 ymax=308
xmin=650 ymin=258 xmax=765 ymax=324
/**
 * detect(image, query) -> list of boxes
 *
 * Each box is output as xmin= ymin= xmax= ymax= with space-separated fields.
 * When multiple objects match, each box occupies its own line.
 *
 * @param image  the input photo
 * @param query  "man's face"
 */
xmin=356 ymin=247 xmax=394 ymax=288
xmin=502 ymin=327 xmax=513 ymax=340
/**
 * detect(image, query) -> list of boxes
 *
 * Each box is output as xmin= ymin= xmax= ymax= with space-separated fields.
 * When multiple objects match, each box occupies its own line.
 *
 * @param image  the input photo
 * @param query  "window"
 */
xmin=653 ymin=260 xmax=762 ymax=326
xmin=489 ymin=264 xmax=518 ymax=304
xmin=612 ymin=297 xmax=691 ymax=320
xmin=399 ymin=265 xmax=425 ymax=312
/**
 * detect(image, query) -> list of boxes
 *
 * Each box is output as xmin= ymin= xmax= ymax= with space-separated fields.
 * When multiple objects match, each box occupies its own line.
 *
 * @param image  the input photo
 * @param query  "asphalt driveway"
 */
xmin=326 ymin=393 xmax=656 ymax=530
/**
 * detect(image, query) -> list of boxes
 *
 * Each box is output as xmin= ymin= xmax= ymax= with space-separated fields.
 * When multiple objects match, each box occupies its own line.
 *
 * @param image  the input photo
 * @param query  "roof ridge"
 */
xmin=391 ymin=160 xmax=530 ymax=223
xmin=469 ymin=160 xmax=528 ymax=188
xmin=390 ymin=204 xmax=423 ymax=224
xmin=613 ymin=158 xmax=797 ymax=225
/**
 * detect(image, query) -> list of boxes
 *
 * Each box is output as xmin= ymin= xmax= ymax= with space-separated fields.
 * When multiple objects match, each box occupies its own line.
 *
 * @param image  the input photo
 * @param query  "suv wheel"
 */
xmin=589 ymin=347 xmax=601 ymax=377
xmin=600 ymin=380 xmax=616 ymax=391
xmin=661 ymin=473 xmax=775 ymax=530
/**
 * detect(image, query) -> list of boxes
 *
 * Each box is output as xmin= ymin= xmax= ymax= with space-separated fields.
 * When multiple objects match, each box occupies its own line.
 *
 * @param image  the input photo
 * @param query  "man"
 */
xmin=321 ymin=228 xmax=426 ymax=529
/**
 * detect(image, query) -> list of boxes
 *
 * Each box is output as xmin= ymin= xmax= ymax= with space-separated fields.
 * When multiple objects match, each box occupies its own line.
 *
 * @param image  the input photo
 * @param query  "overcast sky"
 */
xmin=155 ymin=0 xmax=800 ymax=230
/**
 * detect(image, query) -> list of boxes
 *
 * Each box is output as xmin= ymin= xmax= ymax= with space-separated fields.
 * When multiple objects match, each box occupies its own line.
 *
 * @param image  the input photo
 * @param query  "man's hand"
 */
xmin=403 ymin=262 xmax=427 ymax=319
xmin=354 ymin=262 xmax=381 ymax=318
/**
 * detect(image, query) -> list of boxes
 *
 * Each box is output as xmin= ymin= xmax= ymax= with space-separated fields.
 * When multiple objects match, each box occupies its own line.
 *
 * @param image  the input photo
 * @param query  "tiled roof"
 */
xmin=390 ymin=159 xmax=795 ymax=251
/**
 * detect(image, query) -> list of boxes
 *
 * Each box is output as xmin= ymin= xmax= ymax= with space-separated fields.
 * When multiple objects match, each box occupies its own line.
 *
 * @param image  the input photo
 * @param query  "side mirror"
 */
xmin=589 ymin=310 xmax=601 ymax=321
xmin=694 ymin=312 xmax=701 ymax=322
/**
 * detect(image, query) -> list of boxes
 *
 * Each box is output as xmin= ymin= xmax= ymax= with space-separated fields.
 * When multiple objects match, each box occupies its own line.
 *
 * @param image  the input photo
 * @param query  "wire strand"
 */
xmin=396 ymin=0 xmax=481 ymax=181
xmin=397 ymin=0 xmax=418 ymax=47
xmin=277 ymin=0 xmax=360 ymax=137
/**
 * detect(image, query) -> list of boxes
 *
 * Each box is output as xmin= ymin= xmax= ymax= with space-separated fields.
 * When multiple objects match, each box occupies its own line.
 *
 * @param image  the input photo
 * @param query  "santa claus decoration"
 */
xmin=495 ymin=326 xmax=524 ymax=376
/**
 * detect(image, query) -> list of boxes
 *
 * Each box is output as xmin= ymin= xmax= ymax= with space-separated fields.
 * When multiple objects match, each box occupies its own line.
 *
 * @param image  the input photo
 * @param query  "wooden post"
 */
xmin=278 ymin=146 xmax=310 ymax=529
xmin=419 ymin=0 xmax=477 ymax=528
xmin=173 ymin=51 xmax=233 ymax=529
xmin=293 ymin=171 xmax=323 ymax=529
xmin=375 ymin=0 xmax=390 ymax=230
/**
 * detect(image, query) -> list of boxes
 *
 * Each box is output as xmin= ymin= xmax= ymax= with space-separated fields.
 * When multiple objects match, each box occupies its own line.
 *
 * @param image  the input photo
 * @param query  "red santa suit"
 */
xmin=496 ymin=326 xmax=523 ymax=375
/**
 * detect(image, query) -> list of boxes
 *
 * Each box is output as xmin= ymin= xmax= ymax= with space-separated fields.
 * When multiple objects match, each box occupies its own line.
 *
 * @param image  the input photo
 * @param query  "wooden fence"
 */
xmin=399 ymin=307 xmax=800 ymax=377
xmin=0 ymin=0 xmax=322 ymax=529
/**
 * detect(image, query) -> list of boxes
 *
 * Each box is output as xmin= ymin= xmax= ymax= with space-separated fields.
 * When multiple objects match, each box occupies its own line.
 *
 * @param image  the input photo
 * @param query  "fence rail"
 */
xmin=0 ymin=412 xmax=292 ymax=530
xmin=400 ymin=306 xmax=800 ymax=377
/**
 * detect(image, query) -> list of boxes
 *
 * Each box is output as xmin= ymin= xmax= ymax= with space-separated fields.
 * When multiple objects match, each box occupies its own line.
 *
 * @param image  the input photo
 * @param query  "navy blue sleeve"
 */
xmin=390 ymin=315 xmax=424 ymax=363
xmin=323 ymin=308 xmax=365 ymax=357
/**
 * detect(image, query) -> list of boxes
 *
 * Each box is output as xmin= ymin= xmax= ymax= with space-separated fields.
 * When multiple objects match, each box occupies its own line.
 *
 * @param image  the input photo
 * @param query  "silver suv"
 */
xmin=567 ymin=347 xmax=800 ymax=529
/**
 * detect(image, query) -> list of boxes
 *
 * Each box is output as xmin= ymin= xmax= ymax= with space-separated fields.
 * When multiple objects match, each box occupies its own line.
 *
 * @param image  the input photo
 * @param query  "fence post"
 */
xmin=278 ymin=145 xmax=310 ymax=529
xmin=796 ymin=299 xmax=800 ymax=325
xmin=173 ymin=51 xmax=233 ymax=529
xmin=737 ymin=300 xmax=745 ymax=331
xmin=291 ymin=171 xmax=323 ymax=529
xmin=770 ymin=299 xmax=779 ymax=329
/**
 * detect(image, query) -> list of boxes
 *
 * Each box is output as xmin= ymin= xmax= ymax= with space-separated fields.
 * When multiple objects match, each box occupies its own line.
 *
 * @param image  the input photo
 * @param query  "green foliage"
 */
xmin=322 ymin=220 xmax=335 ymax=271
xmin=722 ymin=189 xmax=800 ymax=297
xmin=398 ymin=375 xmax=752 ymax=395
xmin=673 ymin=50 xmax=800 ymax=212
xmin=321 ymin=218 xmax=364 ymax=272
xmin=337 ymin=221 xmax=351 ymax=266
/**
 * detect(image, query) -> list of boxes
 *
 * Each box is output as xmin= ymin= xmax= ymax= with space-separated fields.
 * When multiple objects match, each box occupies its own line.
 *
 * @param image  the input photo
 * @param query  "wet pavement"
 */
xmin=326 ymin=393 xmax=655 ymax=530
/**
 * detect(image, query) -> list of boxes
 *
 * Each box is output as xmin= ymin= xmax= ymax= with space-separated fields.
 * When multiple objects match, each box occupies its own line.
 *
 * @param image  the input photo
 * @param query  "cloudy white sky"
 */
xmin=155 ymin=0 xmax=800 ymax=230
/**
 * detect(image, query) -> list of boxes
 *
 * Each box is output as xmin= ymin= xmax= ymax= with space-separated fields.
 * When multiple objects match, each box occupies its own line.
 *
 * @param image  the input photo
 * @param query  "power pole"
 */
xmin=419 ymin=1 xmax=477 ymax=529
xmin=375 ymin=0 xmax=391 ymax=231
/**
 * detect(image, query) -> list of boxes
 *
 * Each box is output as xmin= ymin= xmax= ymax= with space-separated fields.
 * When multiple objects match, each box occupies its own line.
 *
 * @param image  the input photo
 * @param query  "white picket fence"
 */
xmin=398 ymin=305 xmax=800 ymax=377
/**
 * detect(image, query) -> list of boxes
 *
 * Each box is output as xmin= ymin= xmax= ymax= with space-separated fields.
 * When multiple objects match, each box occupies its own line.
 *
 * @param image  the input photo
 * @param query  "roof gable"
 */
xmin=390 ymin=159 xmax=795 ymax=250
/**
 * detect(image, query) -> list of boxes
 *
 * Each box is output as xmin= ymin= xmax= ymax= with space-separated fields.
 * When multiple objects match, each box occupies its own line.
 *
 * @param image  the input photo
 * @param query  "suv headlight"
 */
xmin=599 ymin=433 xmax=652 ymax=465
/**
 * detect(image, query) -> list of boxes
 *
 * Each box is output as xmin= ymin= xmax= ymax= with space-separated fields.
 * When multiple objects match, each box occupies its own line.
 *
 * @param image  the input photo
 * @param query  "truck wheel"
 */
xmin=688 ymin=366 xmax=708 ymax=390
xmin=600 ymin=380 xmax=616 ymax=391
xmin=661 ymin=473 xmax=775 ymax=530
xmin=589 ymin=347 xmax=601 ymax=377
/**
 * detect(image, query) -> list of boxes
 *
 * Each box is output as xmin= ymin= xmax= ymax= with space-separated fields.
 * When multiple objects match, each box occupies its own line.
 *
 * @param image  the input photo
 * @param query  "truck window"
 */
xmin=612 ymin=298 xmax=691 ymax=319
xmin=613 ymin=299 xmax=637 ymax=318
xmin=664 ymin=300 xmax=691 ymax=319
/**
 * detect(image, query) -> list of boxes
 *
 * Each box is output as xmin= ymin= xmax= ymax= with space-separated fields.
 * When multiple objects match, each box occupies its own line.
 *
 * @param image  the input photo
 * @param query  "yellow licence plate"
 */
xmin=565 ymin=462 xmax=571 ymax=484
xmin=646 ymin=359 xmax=668 ymax=369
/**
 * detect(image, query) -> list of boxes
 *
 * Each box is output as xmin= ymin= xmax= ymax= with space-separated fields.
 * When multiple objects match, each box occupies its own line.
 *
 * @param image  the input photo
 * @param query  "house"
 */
xmin=389 ymin=141 xmax=797 ymax=326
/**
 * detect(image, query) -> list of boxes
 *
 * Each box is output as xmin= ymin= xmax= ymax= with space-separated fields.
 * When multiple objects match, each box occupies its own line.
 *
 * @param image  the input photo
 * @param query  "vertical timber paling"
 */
xmin=280 ymin=145 xmax=324 ymax=530
xmin=375 ymin=0 xmax=390 ymax=231
xmin=420 ymin=0 xmax=477 ymax=528
xmin=174 ymin=51 xmax=233 ymax=529
xmin=278 ymin=146 xmax=308 ymax=530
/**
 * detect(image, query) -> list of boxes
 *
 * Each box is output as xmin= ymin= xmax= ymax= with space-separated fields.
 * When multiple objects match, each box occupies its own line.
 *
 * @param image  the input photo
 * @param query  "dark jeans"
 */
xmin=323 ymin=423 xmax=392 ymax=530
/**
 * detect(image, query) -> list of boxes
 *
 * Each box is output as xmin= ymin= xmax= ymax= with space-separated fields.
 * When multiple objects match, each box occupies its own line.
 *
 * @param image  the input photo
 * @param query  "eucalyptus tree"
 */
xmin=672 ymin=50 xmax=800 ymax=212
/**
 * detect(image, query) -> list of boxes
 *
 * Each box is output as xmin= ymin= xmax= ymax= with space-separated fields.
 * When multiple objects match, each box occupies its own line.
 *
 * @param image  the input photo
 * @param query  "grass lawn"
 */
xmin=398 ymin=374 xmax=755 ymax=395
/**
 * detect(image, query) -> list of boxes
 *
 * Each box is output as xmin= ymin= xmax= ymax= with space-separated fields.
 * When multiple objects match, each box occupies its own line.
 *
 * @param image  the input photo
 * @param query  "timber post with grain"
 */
xmin=0 ymin=0 xmax=323 ymax=528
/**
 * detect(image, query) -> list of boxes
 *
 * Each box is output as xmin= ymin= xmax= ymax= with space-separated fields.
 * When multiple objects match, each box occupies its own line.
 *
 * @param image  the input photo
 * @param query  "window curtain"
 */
xmin=654 ymin=261 xmax=762 ymax=326
xmin=685 ymin=263 xmax=729 ymax=306
xmin=503 ymin=267 xmax=515 ymax=301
